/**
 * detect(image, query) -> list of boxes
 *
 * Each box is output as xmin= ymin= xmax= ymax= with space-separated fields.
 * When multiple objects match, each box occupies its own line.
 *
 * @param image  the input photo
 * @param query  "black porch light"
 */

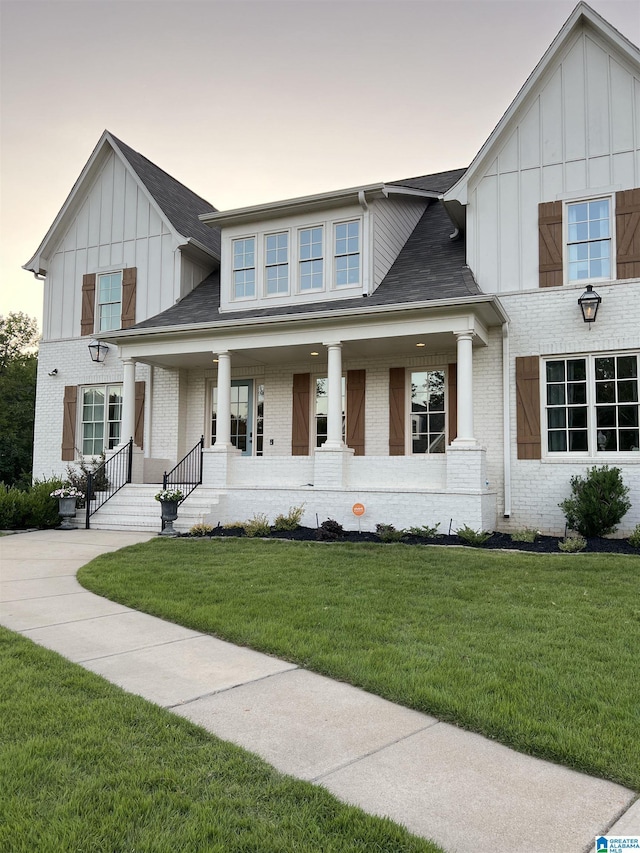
xmin=578 ymin=284 xmax=602 ymax=324
xmin=88 ymin=340 xmax=109 ymax=363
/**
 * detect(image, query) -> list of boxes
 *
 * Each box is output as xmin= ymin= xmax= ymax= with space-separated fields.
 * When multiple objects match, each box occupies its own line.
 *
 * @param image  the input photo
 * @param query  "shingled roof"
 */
xmin=133 ymin=178 xmax=479 ymax=331
xmin=111 ymin=133 xmax=221 ymax=258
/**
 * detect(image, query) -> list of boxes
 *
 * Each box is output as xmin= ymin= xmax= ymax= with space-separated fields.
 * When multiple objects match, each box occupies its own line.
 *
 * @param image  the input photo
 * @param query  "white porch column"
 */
xmin=454 ymin=331 xmax=476 ymax=445
xmin=121 ymin=358 xmax=136 ymax=446
xmin=213 ymin=350 xmax=233 ymax=451
xmin=324 ymin=342 xmax=345 ymax=450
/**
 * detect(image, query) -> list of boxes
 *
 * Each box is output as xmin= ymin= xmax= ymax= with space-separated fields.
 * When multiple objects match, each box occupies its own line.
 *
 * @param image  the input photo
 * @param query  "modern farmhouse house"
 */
xmin=25 ymin=3 xmax=640 ymax=534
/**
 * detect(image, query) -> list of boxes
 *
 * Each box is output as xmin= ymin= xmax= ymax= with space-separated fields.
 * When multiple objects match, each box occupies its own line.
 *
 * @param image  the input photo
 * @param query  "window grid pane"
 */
xmin=265 ymin=233 xmax=289 ymax=295
xmin=334 ymin=221 xmax=360 ymax=287
xmin=299 ymin=227 xmax=323 ymax=291
xmin=567 ymin=199 xmax=611 ymax=281
xmin=546 ymin=359 xmax=588 ymax=453
xmin=595 ymin=356 xmax=640 ymax=452
xmin=411 ymin=371 xmax=446 ymax=454
xmin=81 ymin=385 xmax=122 ymax=455
xmin=98 ymin=272 xmax=123 ymax=332
xmin=233 ymin=238 xmax=256 ymax=298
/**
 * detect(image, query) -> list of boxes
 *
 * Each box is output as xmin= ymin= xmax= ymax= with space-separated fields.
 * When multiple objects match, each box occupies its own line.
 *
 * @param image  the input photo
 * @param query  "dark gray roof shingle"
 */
xmin=388 ymin=168 xmax=467 ymax=194
xmin=110 ymin=133 xmax=221 ymax=258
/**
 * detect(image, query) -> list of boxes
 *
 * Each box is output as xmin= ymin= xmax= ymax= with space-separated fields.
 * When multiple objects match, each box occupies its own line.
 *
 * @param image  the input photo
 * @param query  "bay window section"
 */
xmin=334 ymin=221 xmax=360 ymax=286
xmin=410 ymin=370 xmax=445 ymax=454
xmin=233 ymin=237 xmax=256 ymax=299
xmin=82 ymin=385 xmax=122 ymax=455
xmin=265 ymin=232 xmax=289 ymax=295
xmin=299 ymin=227 xmax=323 ymax=291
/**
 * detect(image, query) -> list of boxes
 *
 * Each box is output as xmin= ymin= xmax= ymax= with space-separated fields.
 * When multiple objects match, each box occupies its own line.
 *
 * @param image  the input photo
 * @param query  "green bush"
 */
xmin=273 ymin=504 xmax=305 ymax=531
xmin=189 ymin=523 xmax=214 ymax=537
xmin=243 ymin=513 xmax=271 ymax=538
xmin=510 ymin=527 xmax=539 ymax=543
xmin=0 ymin=478 xmax=64 ymax=529
xmin=629 ymin=524 xmax=640 ymax=549
xmin=558 ymin=535 xmax=587 ymax=553
xmin=315 ymin=519 xmax=344 ymax=541
xmin=407 ymin=523 xmax=441 ymax=538
xmin=559 ymin=465 xmax=631 ymax=538
xmin=375 ymin=523 xmax=407 ymax=542
xmin=456 ymin=525 xmax=492 ymax=546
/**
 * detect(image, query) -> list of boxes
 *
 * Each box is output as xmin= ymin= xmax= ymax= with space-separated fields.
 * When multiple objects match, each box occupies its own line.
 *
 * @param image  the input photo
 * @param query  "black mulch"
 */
xmin=185 ymin=526 xmax=640 ymax=554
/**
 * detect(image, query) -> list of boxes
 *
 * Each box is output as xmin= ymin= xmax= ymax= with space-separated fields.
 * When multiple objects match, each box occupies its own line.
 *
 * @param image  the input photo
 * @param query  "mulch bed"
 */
xmin=186 ymin=526 xmax=640 ymax=555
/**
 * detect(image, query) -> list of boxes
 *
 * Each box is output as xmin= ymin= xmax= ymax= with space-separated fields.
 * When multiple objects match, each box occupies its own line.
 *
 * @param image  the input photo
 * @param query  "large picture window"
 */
xmin=410 ymin=370 xmax=446 ymax=454
xmin=545 ymin=354 xmax=639 ymax=454
xmin=81 ymin=385 xmax=122 ymax=455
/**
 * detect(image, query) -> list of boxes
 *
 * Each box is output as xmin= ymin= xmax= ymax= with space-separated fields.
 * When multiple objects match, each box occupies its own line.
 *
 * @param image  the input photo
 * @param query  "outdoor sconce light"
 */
xmin=578 ymin=285 xmax=602 ymax=325
xmin=88 ymin=340 xmax=109 ymax=363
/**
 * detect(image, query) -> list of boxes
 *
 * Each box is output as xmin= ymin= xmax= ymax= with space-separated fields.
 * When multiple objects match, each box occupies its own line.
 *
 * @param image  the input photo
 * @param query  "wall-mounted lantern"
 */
xmin=88 ymin=340 xmax=109 ymax=363
xmin=578 ymin=285 xmax=602 ymax=325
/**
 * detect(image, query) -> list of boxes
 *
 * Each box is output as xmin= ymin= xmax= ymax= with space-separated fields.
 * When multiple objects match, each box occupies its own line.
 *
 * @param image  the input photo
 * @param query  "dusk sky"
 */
xmin=1 ymin=0 xmax=639 ymax=329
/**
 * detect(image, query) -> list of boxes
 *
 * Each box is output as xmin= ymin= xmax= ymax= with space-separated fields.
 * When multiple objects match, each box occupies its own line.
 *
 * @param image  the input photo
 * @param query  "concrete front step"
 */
xmin=87 ymin=485 xmax=224 ymax=533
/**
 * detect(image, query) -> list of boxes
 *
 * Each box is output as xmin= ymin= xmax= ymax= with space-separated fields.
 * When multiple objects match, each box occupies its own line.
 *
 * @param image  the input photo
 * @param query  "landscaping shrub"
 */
xmin=629 ymin=524 xmax=640 ymax=549
xmin=189 ymin=523 xmax=214 ymax=536
xmin=375 ymin=523 xmax=407 ymax=542
xmin=456 ymin=525 xmax=492 ymax=546
xmin=66 ymin=452 xmax=108 ymax=505
xmin=316 ymin=519 xmax=344 ymax=541
xmin=510 ymin=528 xmax=539 ymax=543
xmin=407 ymin=523 xmax=441 ymax=538
xmin=559 ymin=465 xmax=631 ymax=538
xmin=273 ymin=504 xmax=305 ymax=531
xmin=558 ymin=535 xmax=587 ymax=553
xmin=0 ymin=478 xmax=64 ymax=529
xmin=243 ymin=513 xmax=271 ymax=538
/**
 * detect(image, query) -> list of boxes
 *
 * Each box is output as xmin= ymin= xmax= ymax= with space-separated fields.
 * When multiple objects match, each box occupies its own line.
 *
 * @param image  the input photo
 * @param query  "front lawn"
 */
xmin=0 ymin=628 xmax=440 ymax=853
xmin=78 ymin=539 xmax=640 ymax=791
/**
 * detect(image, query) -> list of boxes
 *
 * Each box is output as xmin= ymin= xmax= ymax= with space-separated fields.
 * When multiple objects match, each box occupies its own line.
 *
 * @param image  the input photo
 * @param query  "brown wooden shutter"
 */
xmin=538 ymin=201 xmax=563 ymax=288
xmin=121 ymin=267 xmax=137 ymax=328
xmin=346 ymin=370 xmax=365 ymax=456
xmin=516 ymin=356 xmax=541 ymax=459
xmin=62 ymin=386 xmax=77 ymax=461
xmin=81 ymin=274 xmax=96 ymax=336
xmin=292 ymin=373 xmax=310 ymax=456
xmin=134 ymin=381 xmax=145 ymax=448
xmin=616 ymin=188 xmax=640 ymax=279
xmin=389 ymin=367 xmax=405 ymax=456
xmin=448 ymin=362 xmax=457 ymax=444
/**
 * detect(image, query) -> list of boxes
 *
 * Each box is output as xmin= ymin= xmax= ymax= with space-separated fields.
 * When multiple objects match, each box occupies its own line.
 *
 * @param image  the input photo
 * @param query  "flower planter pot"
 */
xmin=160 ymin=499 xmax=179 ymax=536
xmin=58 ymin=496 xmax=77 ymax=530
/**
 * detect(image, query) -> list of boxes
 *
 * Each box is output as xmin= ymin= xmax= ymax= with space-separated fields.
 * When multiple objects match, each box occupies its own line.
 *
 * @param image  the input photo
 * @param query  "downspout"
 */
xmin=358 ymin=190 xmax=371 ymax=296
xmin=502 ymin=321 xmax=511 ymax=518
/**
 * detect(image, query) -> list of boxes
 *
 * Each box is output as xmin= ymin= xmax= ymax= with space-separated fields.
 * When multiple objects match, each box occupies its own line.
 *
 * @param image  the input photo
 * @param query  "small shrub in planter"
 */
xmin=273 ymin=504 xmax=305 ymax=531
xmin=628 ymin=524 xmax=640 ymax=549
xmin=243 ymin=513 xmax=271 ymax=538
xmin=375 ymin=523 xmax=407 ymax=542
xmin=189 ymin=523 xmax=214 ymax=536
xmin=558 ymin=535 xmax=587 ymax=553
xmin=456 ymin=525 xmax=492 ymax=546
xmin=510 ymin=528 xmax=540 ymax=543
xmin=407 ymin=523 xmax=441 ymax=538
xmin=559 ymin=465 xmax=631 ymax=538
xmin=316 ymin=519 xmax=344 ymax=541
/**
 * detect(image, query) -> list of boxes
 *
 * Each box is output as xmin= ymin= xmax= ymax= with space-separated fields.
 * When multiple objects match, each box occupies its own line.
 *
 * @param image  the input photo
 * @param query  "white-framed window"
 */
xmin=265 ymin=232 xmax=289 ymax=295
xmin=299 ymin=226 xmax=324 ymax=291
xmin=334 ymin=220 xmax=360 ymax=287
xmin=233 ymin=237 xmax=256 ymax=299
xmin=410 ymin=370 xmax=446 ymax=454
xmin=97 ymin=272 xmax=123 ymax=332
xmin=314 ymin=376 xmax=345 ymax=447
xmin=545 ymin=353 xmax=639 ymax=454
xmin=81 ymin=384 xmax=122 ymax=455
xmin=566 ymin=198 xmax=612 ymax=283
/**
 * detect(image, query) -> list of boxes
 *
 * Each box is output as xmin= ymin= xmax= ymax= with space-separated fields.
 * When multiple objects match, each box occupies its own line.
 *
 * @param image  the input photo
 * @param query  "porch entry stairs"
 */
xmin=87 ymin=484 xmax=225 ymax=533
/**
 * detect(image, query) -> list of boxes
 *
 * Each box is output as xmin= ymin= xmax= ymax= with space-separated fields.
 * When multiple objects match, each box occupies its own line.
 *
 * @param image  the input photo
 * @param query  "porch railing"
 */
xmin=163 ymin=435 xmax=204 ymax=504
xmin=85 ymin=438 xmax=133 ymax=529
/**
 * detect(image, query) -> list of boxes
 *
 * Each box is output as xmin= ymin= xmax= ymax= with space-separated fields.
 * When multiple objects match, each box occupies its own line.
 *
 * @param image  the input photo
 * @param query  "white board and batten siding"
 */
xmin=370 ymin=198 xmax=427 ymax=290
xmin=467 ymin=24 xmax=640 ymax=294
xmin=43 ymin=150 xmax=183 ymax=341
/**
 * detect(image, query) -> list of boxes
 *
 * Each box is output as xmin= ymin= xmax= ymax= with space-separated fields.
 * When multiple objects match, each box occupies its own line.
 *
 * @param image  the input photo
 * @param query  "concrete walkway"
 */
xmin=1 ymin=529 xmax=638 ymax=853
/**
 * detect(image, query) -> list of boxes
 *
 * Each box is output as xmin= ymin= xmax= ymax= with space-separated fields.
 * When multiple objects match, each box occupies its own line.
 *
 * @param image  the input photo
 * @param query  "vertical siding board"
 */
xmin=389 ymin=367 xmax=405 ymax=456
xmin=291 ymin=373 xmax=311 ymax=456
xmin=346 ymin=369 xmax=366 ymax=456
xmin=616 ymin=188 xmax=640 ymax=278
xmin=516 ymin=356 xmax=541 ymax=460
xmin=538 ymin=201 xmax=563 ymax=287
xmin=447 ymin=363 xmax=457 ymax=445
xmin=62 ymin=386 xmax=77 ymax=461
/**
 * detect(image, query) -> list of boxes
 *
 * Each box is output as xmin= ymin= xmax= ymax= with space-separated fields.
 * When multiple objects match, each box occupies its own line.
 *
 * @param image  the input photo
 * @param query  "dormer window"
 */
xmin=335 ymin=221 xmax=360 ymax=286
xmin=299 ymin=227 xmax=324 ymax=291
xmin=233 ymin=237 xmax=256 ymax=298
xmin=566 ymin=198 xmax=611 ymax=282
xmin=265 ymin=232 xmax=289 ymax=295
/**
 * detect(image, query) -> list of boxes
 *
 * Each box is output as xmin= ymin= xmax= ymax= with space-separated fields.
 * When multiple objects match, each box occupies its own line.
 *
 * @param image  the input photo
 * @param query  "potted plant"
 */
xmin=155 ymin=487 xmax=184 ymax=536
xmin=50 ymin=486 xmax=85 ymax=530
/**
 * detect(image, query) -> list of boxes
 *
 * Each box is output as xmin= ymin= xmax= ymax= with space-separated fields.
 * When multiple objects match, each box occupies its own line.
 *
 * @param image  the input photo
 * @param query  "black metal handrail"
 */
xmin=163 ymin=436 xmax=204 ymax=504
xmin=85 ymin=438 xmax=133 ymax=528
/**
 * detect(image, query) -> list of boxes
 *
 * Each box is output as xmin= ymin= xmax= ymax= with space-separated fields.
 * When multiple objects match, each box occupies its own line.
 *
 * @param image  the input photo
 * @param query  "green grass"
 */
xmin=0 ymin=627 xmax=441 ymax=853
xmin=77 ymin=539 xmax=640 ymax=791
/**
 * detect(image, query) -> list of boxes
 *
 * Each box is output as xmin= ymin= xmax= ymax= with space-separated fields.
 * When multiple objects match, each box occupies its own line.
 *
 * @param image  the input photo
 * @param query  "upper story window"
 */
xmin=566 ymin=199 xmax=611 ymax=282
xmin=334 ymin=221 xmax=360 ymax=286
xmin=233 ymin=237 xmax=256 ymax=299
xmin=97 ymin=272 xmax=122 ymax=332
xmin=265 ymin=232 xmax=289 ymax=295
xmin=299 ymin=227 xmax=324 ymax=291
xmin=545 ymin=354 xmax=639 ymax=454
xmin=410 ymin=370 xmax=446 ymax=454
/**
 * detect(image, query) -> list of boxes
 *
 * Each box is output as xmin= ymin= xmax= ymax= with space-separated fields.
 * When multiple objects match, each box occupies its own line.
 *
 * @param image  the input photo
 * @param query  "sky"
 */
xmin=1 ymin=0 xmax=639 ymax=330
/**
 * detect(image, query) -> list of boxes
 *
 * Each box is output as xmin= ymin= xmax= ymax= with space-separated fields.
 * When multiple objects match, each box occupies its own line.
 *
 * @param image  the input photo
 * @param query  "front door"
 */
xmin=212 ymin=380 xmax=253 ymax=456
